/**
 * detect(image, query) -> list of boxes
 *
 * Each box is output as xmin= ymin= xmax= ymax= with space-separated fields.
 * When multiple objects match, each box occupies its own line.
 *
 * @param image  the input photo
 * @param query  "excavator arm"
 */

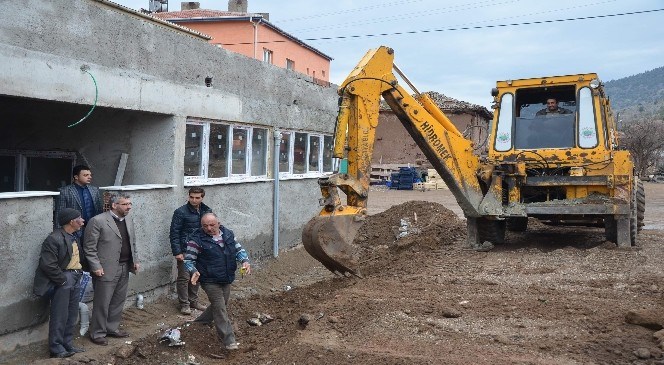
xmin=303 ymin=46 xmax=490 ymax=276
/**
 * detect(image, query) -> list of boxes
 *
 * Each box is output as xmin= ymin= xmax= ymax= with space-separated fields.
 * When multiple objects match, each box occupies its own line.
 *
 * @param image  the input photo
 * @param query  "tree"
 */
xmin=620 ymin=112 xmax=664 ymax=177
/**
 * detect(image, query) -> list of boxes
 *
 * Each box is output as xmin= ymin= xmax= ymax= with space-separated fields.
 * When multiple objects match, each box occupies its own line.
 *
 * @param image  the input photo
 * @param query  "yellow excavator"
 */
xmin=302 ymin=46 xmax=644 ymax=276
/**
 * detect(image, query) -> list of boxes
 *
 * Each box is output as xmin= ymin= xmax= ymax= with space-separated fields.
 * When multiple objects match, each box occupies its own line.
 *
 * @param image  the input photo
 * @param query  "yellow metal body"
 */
xmin=303 ymin=47 xmax=640 ymax=276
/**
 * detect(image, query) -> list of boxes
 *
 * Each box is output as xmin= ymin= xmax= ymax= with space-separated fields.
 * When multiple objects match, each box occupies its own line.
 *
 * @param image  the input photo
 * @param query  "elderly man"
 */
xmin=184 ymin=212 xmax=251 ymax=351
xmin=536 ymin=98 xmax=573 ymax=116
xmin=84 ymin=193 xmax=140 ymax=346
xmin=33 ymin=208 xmax=87 ymax=358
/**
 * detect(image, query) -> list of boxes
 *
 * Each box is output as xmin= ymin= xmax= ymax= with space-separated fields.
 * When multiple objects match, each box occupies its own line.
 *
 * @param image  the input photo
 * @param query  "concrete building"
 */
xmin=151 ymin=1 xmax=333 ymax=83
xmin=0 ymin=0 xmax=337 ymax=353
xmin=373 ymin=91 xmax=493 ymax=169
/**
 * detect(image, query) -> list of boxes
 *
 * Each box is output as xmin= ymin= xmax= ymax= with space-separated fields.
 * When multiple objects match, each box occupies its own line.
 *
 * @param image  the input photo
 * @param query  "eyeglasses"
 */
xmin=116 ymin=202 xmax=133 ymax=206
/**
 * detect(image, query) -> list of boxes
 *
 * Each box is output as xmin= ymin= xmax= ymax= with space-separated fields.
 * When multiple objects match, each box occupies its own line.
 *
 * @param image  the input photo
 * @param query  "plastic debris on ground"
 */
xmin=159 ymin=327 xmax=186 ymax=347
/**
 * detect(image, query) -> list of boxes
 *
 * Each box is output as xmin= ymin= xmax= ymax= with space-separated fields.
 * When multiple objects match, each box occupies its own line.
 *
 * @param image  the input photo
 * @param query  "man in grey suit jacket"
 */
xmin=84 ymin=193 xmax=140 ymax=346
xmin=56 ymin=165 xmax=104 ymax=232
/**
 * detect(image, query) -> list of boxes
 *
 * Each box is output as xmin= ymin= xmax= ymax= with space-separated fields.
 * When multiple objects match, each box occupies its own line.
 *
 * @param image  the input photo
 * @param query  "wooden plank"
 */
xmin=114 ymin=153 xmax=129 ymax=186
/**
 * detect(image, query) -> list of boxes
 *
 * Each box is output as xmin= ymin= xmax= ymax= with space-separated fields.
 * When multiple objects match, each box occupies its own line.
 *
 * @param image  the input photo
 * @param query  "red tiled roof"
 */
xmin=150 ymin=9 xmax=249 ymax=20
xmin=148 ymin=9 xmax=333 ymax=61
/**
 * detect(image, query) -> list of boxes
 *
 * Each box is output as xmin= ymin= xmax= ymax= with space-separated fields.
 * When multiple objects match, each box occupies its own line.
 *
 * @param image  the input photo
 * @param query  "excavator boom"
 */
xmin=302 ymin=46 xmax=484 ymax=276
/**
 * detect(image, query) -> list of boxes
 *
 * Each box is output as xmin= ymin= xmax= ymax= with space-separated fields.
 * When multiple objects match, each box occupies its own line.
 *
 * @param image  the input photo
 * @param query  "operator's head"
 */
xmin=201 ymin=212 xmax=221 ymax=236
xmin=546 ymin=98 xmax=560 ymax=112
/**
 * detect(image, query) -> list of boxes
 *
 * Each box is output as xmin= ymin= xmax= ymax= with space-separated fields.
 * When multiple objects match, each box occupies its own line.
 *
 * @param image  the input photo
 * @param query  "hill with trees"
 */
xmin=605 ymin=66 xmax=664 ymax=118
xmin=605 ymin=66 xmax=664 ymax=176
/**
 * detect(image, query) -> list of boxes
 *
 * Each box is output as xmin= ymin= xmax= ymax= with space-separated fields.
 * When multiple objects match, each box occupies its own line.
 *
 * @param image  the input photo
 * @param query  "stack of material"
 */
xmin=426 ymin=168 xmax=448 ymax=190
xmin=391 ymin=167 xmax=417 ymax=190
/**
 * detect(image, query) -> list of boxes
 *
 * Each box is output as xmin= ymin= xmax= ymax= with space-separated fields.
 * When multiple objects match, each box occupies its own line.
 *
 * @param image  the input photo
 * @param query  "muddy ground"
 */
xmin=4 ymin=184 xmax=664 ymax=365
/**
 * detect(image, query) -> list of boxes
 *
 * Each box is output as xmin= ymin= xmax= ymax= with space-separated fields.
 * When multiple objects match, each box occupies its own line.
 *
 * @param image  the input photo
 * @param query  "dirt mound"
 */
xmin=354 ymin=200 xmax=466 ymax=275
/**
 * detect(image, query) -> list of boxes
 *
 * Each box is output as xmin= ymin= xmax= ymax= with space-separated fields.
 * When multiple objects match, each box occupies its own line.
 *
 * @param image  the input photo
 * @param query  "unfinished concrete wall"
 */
xmin=0 ymin=96 xmax=176 ymax=187
xmin=0 ymin=0 xmax=337 ymax=353
xmin=0 ymin=194 xmax=57 ymax=336
xmin=0 ymin=0 xmax=335 ymax=130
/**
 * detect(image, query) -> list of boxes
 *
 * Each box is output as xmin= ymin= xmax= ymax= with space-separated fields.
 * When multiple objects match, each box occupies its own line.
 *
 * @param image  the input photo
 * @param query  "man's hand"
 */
xmin=190 ymin=271 xmax=200 ymax=285
xmin=175 ymin=254 xmax=184 ymax=262
xmin=93 ymin=268 xmax=104 ymax=277
xmin=241 ymin=261 xmax=251 ymax=275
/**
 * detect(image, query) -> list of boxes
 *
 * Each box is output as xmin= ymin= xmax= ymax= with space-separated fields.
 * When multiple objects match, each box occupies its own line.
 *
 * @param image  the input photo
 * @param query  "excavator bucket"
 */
xmin=302 ymin=214 xmax=364 ymax=277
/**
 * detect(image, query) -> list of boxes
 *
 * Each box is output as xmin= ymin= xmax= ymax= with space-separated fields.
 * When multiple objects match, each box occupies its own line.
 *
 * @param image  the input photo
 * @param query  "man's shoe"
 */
xmin=90 ymin=337 xmax=108 ymax=346
xmin=65 ymin=346 xmax=86 ymax=353
xmin=180 ymin=305 xmax=192 ymax=315
xmin=225 ymin=342 xmax=240 ymax=350
xmin=107 ymin=330 xmax=130 ymax=338
xmin=50 ymin=351 xmax=75 ymax=358
xmin=190 ymin=302 xmax=207 ymax=311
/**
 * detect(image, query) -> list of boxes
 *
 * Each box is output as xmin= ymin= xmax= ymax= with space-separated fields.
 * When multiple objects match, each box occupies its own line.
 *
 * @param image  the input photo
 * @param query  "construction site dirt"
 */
xmin=7 ymin=184 xmax=664 ymax=365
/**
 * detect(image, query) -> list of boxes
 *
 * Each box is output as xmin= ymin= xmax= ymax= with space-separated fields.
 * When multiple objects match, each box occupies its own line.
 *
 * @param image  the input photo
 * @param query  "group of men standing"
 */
xmin=33 ymin=165 xmax=250 ymax=358
xmin=34 ymin=165 xmax=138 ymax=358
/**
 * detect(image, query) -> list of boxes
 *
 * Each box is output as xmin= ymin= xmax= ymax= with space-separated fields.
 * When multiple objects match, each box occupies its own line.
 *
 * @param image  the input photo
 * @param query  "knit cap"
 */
xmin=58 ymin=208 xmax=81 ymax=226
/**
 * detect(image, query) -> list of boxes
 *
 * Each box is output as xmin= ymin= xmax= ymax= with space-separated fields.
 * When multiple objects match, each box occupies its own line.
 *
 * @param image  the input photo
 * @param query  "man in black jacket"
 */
xmin=169 ymin=187 xmax=212 ymax=314
xmin=34 ymin=208 xmax=87 ymax=358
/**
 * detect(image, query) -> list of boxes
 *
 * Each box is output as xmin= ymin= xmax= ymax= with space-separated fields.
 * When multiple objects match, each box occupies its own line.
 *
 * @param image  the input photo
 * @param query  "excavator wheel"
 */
xmin=506 ymin=217 xmax=528 ymax=232
xmin=478 ymin=218 xmax=506 ymax=244
xmin=302 ymin=214 xmax=364 ymax=277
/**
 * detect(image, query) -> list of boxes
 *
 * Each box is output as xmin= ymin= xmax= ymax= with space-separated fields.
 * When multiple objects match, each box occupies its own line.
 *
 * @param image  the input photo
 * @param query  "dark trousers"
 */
xmin=176 ymin=260 xmax=199 ymax=307
xmin=49 ymin=270 xmax=82 ymax=354
xmin=197 ymin=282 xmax=236 ymax=346
xmin=90 ymin=262 xmax=129 ymax=339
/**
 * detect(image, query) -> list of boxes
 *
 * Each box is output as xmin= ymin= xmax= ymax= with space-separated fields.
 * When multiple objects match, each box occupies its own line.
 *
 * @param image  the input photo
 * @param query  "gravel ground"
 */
xmin=4 ymin=184 xmax=664 ymax=365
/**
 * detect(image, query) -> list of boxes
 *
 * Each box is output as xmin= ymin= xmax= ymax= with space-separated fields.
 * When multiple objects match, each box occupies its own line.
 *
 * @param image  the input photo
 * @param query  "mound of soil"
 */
xmin=354 ymin=200 xmax=466 ymax=275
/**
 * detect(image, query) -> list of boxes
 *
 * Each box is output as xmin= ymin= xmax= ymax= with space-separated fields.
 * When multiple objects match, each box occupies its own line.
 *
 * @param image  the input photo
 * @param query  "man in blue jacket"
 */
xmin=184 ymin=212 xmax=251 ymax=351
xmin=169 ymin=187 xmax=212 ymax=314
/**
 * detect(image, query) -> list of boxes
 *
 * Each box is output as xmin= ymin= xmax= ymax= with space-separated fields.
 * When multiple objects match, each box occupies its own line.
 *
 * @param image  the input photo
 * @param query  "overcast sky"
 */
xmin=112 ymin=0 xmax=663 ymax=108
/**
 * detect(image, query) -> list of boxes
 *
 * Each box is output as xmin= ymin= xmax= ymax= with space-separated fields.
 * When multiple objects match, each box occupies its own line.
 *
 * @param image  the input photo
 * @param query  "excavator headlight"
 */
xmin=589 ymin=78 xmax=601 ymax=89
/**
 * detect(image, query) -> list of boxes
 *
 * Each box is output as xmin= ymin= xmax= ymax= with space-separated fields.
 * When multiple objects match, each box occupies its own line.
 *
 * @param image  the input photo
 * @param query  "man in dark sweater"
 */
xmin=84 ymin=193 xmax=140 ymax=346
xmin=169 ymin=187 xmax=212 ymax=314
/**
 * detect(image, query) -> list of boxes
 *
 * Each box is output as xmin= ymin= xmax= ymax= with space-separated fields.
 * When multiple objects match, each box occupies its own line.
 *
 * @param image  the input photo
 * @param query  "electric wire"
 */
xmin=291 ymin=0 xmax=524 ymax=33
xmin=68 ymin=70 xmax=98 ymax=128
xmin=218 ymin=8 xmax=664 ymax=46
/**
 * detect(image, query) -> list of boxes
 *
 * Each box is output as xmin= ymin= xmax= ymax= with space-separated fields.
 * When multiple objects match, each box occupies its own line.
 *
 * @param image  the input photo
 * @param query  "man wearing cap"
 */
xmin=33 ymin=208 xmax=87 ymax=358
xmin=84 ymin=193 xmax=140 ymax=346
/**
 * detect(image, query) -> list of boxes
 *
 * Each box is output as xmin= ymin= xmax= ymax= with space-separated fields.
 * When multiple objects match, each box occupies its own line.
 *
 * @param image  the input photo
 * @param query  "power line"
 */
xmin=291 ymin=0 xmax=615 ymax=34
xmin=216 ymin=8 xmax=664 ymax=46
xmin=277 ymin=0 xmax=430 ymax=23
xmin=291 ymin=0 xmax=524 ymax=34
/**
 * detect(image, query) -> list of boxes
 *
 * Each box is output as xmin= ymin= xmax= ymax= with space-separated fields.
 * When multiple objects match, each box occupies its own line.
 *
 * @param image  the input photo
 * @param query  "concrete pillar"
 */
xmin=228 ymin=0 xmax=247 ymax=12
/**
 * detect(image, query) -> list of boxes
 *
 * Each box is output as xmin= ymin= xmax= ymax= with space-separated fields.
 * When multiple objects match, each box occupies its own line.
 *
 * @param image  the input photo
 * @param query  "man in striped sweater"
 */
xmin=184 ymin=212 xmax=251 ymax=351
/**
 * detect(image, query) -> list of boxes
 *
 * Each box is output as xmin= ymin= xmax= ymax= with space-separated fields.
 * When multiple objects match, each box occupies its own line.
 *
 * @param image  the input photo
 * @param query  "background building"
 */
xmin=151 ymin=1 xmax=332 ymax=84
